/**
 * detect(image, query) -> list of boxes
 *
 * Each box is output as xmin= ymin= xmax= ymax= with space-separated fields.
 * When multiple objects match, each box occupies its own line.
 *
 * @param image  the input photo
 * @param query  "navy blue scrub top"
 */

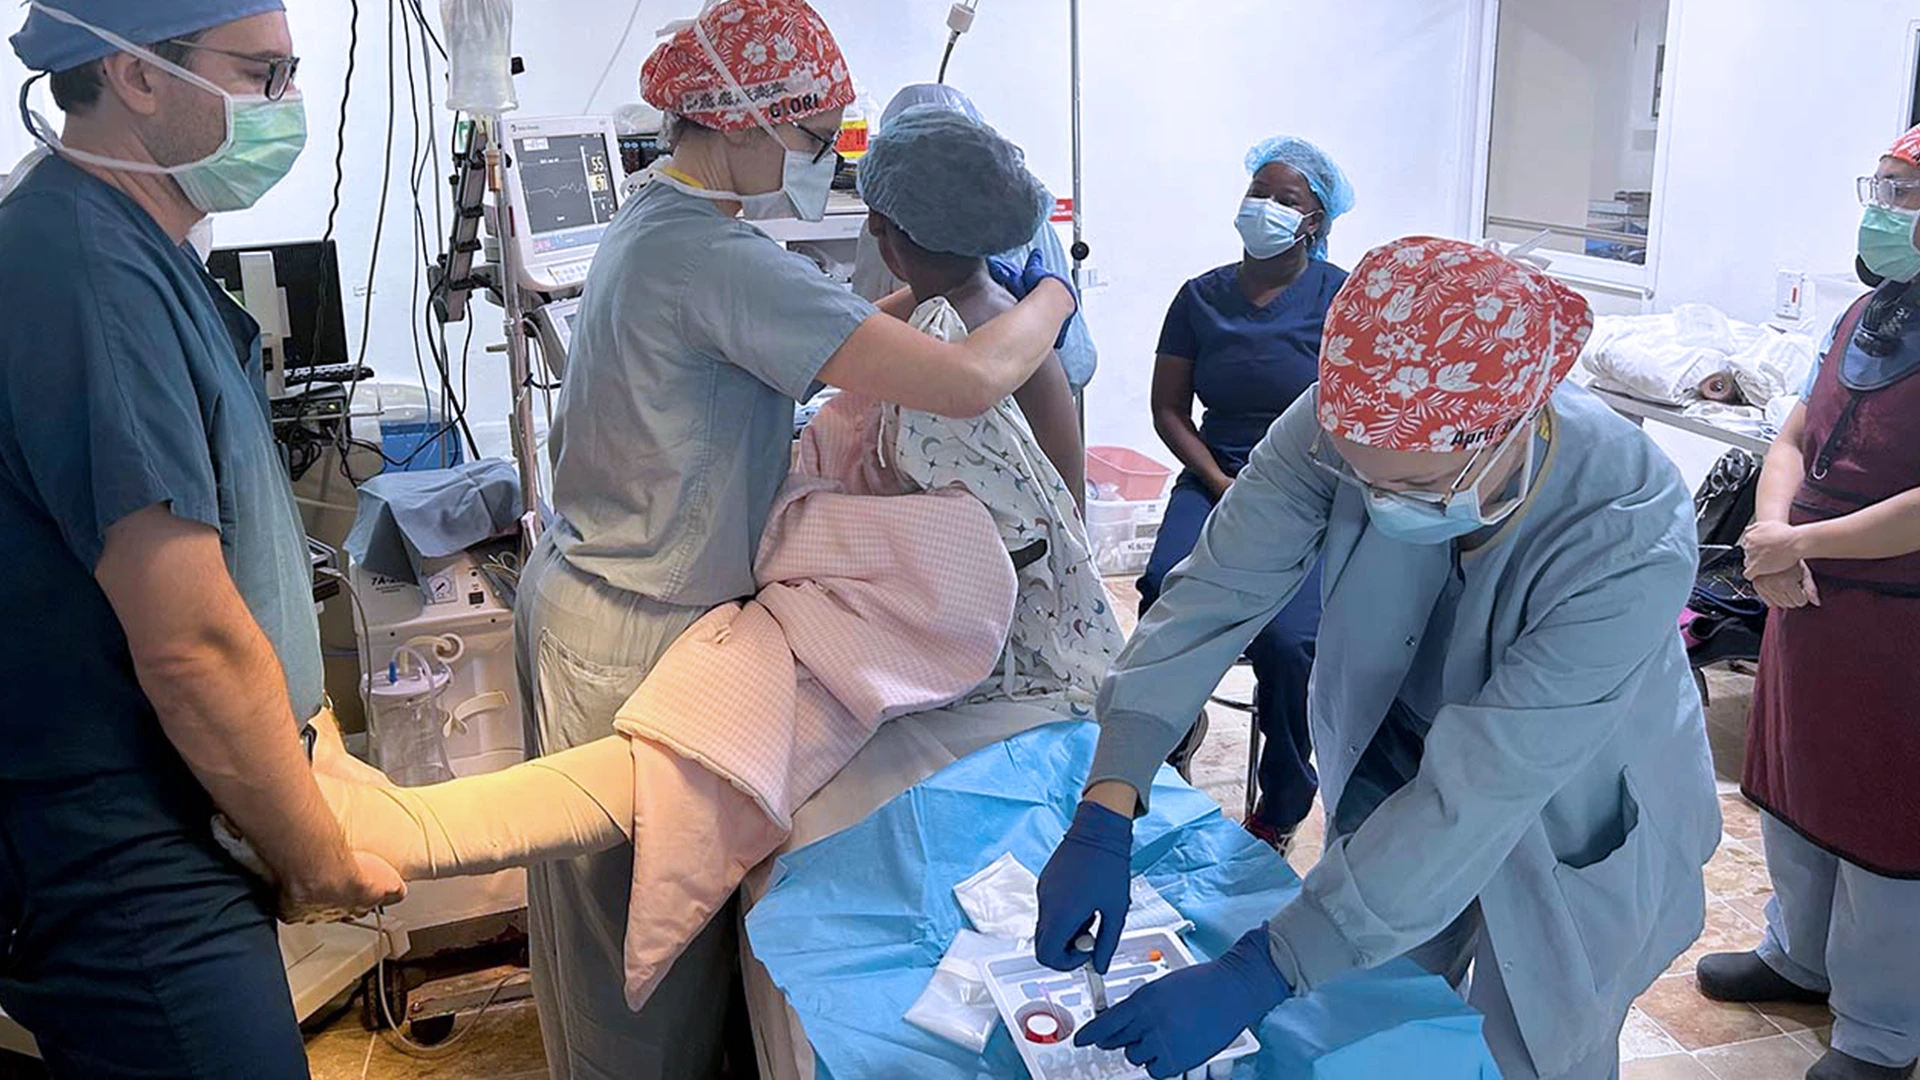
xmin=1157 ymin=259 xmax=1348 ymax=474
xmin=0 ymin=156 xmax=324 ymax=781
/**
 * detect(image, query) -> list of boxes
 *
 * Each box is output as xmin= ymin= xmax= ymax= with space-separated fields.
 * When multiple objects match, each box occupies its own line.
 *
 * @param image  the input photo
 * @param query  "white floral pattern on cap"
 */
xmin=1316 ymin=236 xmax=1593 ymax=451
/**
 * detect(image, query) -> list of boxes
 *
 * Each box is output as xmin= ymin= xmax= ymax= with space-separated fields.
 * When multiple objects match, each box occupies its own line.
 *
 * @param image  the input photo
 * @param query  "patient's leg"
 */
xmin=313 ymin=737 xmax=634 ymax=880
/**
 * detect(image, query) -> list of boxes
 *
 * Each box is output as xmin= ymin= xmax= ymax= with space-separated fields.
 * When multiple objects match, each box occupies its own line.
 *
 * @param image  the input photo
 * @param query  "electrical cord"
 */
xmin=347 ymin=911 xmax=531 ymax=1057
xmin=314 ymin=0 xmax=359 ymax=484
xmin=583 ymin=1 xmax=648 ymax=113
xmin=937 ymin=0 xmax=979 ymax=83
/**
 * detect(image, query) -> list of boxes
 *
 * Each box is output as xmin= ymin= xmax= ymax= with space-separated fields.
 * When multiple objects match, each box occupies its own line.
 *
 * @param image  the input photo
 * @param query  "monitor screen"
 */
xmin=515 ymin=131 xmax=620 ymax=256
xmin=204 ymin=239 xmax=348 ymax=371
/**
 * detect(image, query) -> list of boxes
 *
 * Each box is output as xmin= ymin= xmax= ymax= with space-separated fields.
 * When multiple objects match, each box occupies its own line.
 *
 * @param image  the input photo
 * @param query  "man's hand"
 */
xmin=1741 ymin=521 xmax=1807 ymax=579
xmin=1751 ymin=563 xmax=1820 ymax=610
xmin=279 ymin=851 xmax=407 ymax=924
xmin=96 ymin=507 xmax=373 ymax=908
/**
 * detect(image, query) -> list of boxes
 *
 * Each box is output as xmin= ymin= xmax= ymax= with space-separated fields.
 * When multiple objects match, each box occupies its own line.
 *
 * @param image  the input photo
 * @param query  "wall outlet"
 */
xmin=1774 ymin=270 xmax=1809 ymax=322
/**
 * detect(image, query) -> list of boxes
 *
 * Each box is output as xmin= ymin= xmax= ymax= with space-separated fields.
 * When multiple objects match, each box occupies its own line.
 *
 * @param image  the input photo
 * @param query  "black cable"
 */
xmin=334 ymin=0 xmax=406 ymax=482
xmin=937 ymin=36 xmax=957 ymax=83
xmin=313 ymin=0 xmax=357 ymax=473
xmin=403 ymin=0 xmax=447 ymax=60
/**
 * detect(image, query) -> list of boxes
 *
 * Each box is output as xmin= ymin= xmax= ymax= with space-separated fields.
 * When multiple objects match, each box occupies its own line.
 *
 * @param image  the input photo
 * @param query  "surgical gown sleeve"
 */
xmin=1266 ymin=491 xmax=1699 ymax=994
xmin=680 ymin=226 xmax=875 ymax=403
xmin=1086 ymin=392 xmax=1333 ymax=803
xmin=2 ymin=214 xmax=219 ymax=569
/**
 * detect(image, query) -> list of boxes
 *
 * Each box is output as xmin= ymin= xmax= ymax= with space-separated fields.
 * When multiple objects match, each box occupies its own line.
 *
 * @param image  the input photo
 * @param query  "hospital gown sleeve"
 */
xmin=2 ymin=220 xmax=219 ymax=569
xmin=680 ymin=226 xmax=876 ymax=403
xmin=1265 ymin=487 xmax=1699 ymax=994
xmin=1086 ymin=393 xmax=1333 ymax=805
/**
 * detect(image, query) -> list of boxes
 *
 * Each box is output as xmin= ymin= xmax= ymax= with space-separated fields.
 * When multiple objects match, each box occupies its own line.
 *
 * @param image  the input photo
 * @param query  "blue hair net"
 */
xmin=1245 ymin=135 xmax=1355 ymax=259
xmin=857 ymin=104 xmax=1050 ymax=259
xmin=879 ymin=83 xmax=984 ymax=131
xmin=12 ymin=0 xmax=284 ymax=72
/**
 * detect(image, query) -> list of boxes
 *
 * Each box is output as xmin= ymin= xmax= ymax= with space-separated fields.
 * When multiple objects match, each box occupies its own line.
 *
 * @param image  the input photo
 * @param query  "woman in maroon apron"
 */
xmin=1698 ymin=126 xmax=1920 ymax=1080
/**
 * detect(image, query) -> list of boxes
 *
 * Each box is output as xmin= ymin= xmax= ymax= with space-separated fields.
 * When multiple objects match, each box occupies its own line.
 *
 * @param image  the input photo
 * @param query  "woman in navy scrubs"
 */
xmin=1139 ymin=136 xmax=1354 ymax=850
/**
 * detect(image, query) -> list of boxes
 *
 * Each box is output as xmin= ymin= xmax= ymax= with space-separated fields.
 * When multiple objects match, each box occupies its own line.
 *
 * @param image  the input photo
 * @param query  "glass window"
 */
xmin=1482 ymin=0 xmax=1671 ymax=271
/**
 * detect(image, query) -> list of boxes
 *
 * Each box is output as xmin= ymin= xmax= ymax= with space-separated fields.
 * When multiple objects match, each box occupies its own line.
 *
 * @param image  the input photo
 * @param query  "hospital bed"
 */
xmin=737 ymin=709 xmax=1503 ymax=1080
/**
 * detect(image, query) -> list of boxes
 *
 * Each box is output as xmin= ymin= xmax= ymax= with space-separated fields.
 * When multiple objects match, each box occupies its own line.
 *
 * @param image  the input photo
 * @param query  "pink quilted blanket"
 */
xmin=610 ymin=391 xmax=1018 ymax=1009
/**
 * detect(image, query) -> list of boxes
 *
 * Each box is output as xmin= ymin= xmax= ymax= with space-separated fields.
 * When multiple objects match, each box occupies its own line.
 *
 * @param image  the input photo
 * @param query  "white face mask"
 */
xmin=651 ymin=4 xmax=836 ymax=223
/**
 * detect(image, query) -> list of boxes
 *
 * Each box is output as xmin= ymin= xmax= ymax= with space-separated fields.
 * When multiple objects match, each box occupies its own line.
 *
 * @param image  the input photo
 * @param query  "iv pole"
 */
xmin=1068 ymin=0 xmax=1089 ymax=436
xmin=484 ymin=116 xmax=544 ymax=533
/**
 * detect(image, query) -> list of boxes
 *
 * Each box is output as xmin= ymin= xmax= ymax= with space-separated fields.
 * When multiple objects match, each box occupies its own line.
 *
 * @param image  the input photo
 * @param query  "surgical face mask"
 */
xmin=737 ymin=136 xmax=835 ymax=222
xmin=1858 ymin=204 xmax=1920 ymax=283
xmin=1235 ymin=197 xmax=1307 ymax=261
xmin=656 ymin=8 xmax=837 ymax=223
xmin=1361 ymin=423 xmax=1538 ymax=546
xmin=20 ymin=3 xmax=307 ymax=214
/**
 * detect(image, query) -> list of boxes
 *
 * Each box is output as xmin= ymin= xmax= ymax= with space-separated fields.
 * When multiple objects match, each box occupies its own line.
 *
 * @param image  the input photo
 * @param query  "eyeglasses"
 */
xmin=1307 ymin=417 xmax=1529 ymax=510
xmin=172 ymin=43 xmax=301 ymax=101
xmin=1858 ymin=175 xmax=1920 ymax=211
xmin=793 ymin=122 xmax=842 ymax=166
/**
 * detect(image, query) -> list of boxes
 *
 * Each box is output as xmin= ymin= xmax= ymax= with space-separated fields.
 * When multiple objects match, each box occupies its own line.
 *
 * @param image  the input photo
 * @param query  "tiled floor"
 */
xmin=1104 ymin=576 xmax=1833 ymax=1080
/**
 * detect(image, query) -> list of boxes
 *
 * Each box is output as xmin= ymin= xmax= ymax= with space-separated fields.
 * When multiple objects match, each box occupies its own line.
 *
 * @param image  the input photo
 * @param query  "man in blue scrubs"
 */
xmin=0 ymin=3 xmax=402 ymax=1076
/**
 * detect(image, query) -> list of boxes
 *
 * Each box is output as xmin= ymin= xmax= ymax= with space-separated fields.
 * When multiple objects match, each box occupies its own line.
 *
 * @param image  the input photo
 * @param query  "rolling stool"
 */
xmin=1165 ymin=657 xmax=1261 ymax=823
xmin=1208 ymin=661 xmax=1262 ymax=824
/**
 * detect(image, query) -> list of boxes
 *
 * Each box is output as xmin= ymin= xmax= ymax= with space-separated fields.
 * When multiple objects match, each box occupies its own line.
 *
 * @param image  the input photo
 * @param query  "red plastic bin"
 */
xmin=1086 ymin=446 xmax=1174 ymax=501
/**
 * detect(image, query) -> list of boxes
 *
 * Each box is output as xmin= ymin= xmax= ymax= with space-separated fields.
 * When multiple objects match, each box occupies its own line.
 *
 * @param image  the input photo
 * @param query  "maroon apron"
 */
xmin=1744 ymin=295 xmax=1920 ymax=878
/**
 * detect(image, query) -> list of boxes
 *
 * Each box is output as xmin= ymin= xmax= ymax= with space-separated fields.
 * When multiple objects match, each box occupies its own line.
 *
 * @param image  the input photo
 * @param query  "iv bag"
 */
xmin=443 ymin=0 xmax=518 ymax=112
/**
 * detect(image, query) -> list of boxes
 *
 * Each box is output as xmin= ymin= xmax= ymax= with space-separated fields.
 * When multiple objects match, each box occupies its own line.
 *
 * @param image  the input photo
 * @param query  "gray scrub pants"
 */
xmin=1757 ymin=813 xmax=1920 ymax=1069
xmin=514 ymin=537 xmax=732 ymax=1080
xmin=1406 ymin=904 xmax=1623 ymax=1080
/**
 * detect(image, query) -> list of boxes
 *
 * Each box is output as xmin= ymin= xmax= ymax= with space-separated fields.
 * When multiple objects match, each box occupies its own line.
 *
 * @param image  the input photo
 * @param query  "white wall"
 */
xmin=2 ymin=1 xmax=1903 ymax=484
xmin=0 ymin=0 xmax=1481 ymax=472
xmin=1647 ymin=0 xmax=1909 ymax=324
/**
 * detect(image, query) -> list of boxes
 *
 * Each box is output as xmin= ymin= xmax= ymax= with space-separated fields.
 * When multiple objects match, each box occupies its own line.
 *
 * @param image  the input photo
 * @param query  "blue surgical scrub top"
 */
xmin=1156 ymin=260 xmax=1348 ymax=472
xmin=0 ymin=156 xmax=324 ymax=780
xmin=549 ymin=183 xmax=874 ymax=607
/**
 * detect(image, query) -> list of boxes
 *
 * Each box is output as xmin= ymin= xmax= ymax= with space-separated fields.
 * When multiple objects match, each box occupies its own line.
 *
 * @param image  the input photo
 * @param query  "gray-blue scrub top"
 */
xmin=548 ymin=183 xmax=875 ymax=607
xmin=0 ymin=156 xmax=324 ymax=780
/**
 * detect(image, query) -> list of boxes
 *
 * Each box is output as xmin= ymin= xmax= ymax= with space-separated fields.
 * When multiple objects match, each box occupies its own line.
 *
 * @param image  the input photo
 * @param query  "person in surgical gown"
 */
xmin=516 ymin=4 xmax=1076 ymax=1079
xmin=853 ymin=82 xmax=1098 ymax=394
xmin=1034 ymin=237 xmax=1720 ymax=1080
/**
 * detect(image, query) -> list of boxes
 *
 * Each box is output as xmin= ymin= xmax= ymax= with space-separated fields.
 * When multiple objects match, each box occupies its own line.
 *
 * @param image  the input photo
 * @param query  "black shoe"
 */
xmin=1808 ymin=1049 xmax=1917 ymax=1080
xmin=1166 ymin=713 xmax=1209 ymax=782
xmin=1696 ymin=951 xmax=1829 ymax=1005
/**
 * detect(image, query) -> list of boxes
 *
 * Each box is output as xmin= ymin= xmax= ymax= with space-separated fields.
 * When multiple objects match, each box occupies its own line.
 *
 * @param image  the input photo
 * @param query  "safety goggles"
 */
xmin=1857 ymin=175 xmax=1920 ymax=211
xmin=173 ymin=42 xmax=301 ymax=101
xmin=1307 ymin=414 xmax=1531 ymax=509
xmin=792 ymin=121 xmax=842 ymax=166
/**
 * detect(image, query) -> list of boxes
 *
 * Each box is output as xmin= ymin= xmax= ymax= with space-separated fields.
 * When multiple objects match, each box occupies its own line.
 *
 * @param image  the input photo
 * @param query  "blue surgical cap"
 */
xmin=858 ymin=104 xmax=1050 ymax=259
xmin=12 ymin=0 xmax=284 ymax=73
xmin=1245 ymin=135 xmax=1355 ymax=259
xmin=879 ymin=83 xmax=984 ymax=131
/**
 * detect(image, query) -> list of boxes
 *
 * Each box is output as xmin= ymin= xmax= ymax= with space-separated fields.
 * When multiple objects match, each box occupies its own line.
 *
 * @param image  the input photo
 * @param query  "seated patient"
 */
xmin=224 ymin=111 xmax=1122 ymax=918
xmin=858 ymin=105 xmax=1086 ymax=511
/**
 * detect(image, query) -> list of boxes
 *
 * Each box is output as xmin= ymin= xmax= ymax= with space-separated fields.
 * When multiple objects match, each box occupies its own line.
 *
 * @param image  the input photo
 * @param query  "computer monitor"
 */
xmin=205 ymin=239 xmax=350 ymax=397
xmin=500 ymin=115 xmax=627 ymax=294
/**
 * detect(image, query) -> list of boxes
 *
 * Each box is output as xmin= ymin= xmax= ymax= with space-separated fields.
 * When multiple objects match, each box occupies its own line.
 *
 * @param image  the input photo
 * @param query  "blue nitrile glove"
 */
xmin=988 ymin=249 xmax=1080 ymax=349
xmin=1074 ymin=924 xmax=1293 ymax=1079
xmin=1034 ymin=800 xmax=1133 ymax=973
